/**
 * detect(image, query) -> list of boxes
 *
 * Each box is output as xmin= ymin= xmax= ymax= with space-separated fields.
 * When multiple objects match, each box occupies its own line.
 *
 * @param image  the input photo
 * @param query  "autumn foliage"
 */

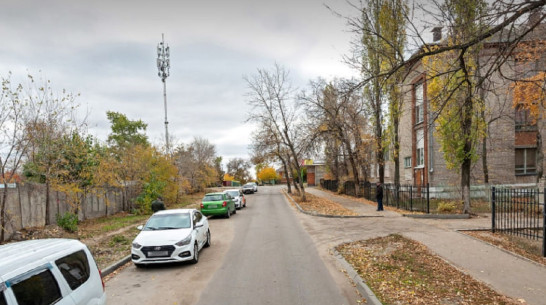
xmin=257 ymin=167 xmax=278 ymax=182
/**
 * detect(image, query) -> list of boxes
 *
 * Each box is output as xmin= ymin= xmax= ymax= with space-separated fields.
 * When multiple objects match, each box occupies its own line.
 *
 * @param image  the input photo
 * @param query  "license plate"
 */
xmin=208 ymin=205 xmax=217 ymax=209
xmin=148 ymin=251 xmax=168 ymax=257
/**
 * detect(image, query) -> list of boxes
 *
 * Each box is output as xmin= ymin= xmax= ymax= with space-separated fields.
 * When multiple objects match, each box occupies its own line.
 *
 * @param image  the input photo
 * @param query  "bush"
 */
xmin=437 ymin=201 xmax=456 ymax=213
xmin=56 ymin=212 xmax=78 ymax=232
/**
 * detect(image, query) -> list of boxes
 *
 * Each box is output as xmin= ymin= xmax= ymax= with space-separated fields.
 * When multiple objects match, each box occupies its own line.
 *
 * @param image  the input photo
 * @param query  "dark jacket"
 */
xmin=151 ymin=199 xmax=166 ymax=213
xmin=376 ymin=184 xmax=383 ymax=200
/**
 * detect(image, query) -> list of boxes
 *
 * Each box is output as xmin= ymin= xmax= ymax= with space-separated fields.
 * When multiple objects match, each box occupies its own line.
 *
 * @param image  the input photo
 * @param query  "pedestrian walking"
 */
xmin=376 ymin=182 xmax=384 ymax=211
xmin=151 ymin=196 xmax=166 ymax=213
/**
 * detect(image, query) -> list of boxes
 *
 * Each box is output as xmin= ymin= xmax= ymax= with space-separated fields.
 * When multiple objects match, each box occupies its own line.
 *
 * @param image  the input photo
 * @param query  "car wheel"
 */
xmin=225 ymin=209 xmax=230 ymax=218
xmin=134 ymin=263 xmax=145 ymax=268
xmin=233 ymin=207 xmax=236 ymax=214
xmin=204 ymin=229 xmax=211 ymax=248
xmin=190 ymin=243 xmax=199 ymax=264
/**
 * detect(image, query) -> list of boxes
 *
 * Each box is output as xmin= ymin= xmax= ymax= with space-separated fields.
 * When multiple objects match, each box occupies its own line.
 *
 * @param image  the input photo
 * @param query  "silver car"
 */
xmin=242 ymin=183 xmax=255 ymax=194
xmin=224 ymin=189 xmax=246 ymax=209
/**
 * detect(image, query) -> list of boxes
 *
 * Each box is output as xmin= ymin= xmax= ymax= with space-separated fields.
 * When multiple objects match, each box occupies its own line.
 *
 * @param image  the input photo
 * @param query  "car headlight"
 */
xmin=175 ymin=234 xmax=192 ymax=246
xmin=132 ymin=242 xmax=142 ymax=249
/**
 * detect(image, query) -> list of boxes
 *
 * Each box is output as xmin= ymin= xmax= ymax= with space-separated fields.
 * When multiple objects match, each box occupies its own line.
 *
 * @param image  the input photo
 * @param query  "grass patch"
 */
xmin=337 ymin=234 xmax=519 ymax=304
xmin=98 ymin=214 xmax=149 ymax=232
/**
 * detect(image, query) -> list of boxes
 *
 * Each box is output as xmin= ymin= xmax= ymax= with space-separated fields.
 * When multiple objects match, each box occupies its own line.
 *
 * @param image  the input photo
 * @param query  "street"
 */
xmin=106 ymin=186 xmax=358 ymax=305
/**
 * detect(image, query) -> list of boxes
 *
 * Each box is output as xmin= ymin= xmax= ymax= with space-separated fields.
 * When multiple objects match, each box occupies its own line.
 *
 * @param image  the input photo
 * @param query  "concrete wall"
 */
xmin=0 ymin=183 xmax=138 ymax=241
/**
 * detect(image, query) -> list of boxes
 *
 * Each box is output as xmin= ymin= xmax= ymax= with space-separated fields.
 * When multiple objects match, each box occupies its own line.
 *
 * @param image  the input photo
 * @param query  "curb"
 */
xmin=333 ymin=248 xmax=382 ymax=305
xmin=282 ymin=189 xmax=383 ymax=218
xmin=456 ymin=230 xmax=546 ymax=269
xmin=101 ymin=255 xmax=132 ymax=277
xmin=403 ymin=213 xmax=470 ymax=219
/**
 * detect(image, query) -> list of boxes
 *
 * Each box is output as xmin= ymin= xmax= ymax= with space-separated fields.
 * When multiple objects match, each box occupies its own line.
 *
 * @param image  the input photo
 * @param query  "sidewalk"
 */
xmin=304 ymin=188 xmax=546 ymax=305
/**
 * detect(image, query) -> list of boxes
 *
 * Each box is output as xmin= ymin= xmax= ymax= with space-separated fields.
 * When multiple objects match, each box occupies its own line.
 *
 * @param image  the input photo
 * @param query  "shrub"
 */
xmin=56 ymin=212 xmax=78 ymax=232
xmin=437 ymin=201 xmax=456 ymax=213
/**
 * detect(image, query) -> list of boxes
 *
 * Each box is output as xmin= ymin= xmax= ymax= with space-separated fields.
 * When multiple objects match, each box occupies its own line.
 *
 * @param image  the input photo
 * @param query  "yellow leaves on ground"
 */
xmin=337 ymin=235 xmax=520 ymax=305
xmin=292 ymin=192 xmax=358 ymax=216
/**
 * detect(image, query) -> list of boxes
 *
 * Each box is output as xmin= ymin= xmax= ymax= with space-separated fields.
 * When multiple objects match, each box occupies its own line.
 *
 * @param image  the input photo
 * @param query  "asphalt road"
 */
xmin=106 ymin=186 xmax=356 ymax=305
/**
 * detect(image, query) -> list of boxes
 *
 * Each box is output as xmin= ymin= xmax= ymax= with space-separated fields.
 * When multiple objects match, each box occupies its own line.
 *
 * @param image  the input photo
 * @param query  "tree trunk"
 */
xmin=343 ymin=138 xmax=361 ymax=196
xmin=482 ymin=130 xmax=489 ymax=184
xmin=394 ymin=114 xmax=401 ymax=186
xmin=45 ymin=180 xmax=50 ymax=225
xmin=333 ymin=146 xmax=340 ymax=180
xmin=0 ymin=183 xmax=7 ymax=242
xmin=280 ymin=156 xmax=292 ymax=194
xmin=461 ymin=95 xmax=474 ymax=214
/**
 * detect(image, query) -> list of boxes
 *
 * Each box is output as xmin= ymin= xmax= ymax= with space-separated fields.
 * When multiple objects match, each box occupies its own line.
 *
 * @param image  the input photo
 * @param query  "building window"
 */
xmin=515 ymin=105 xmax=536 ymax=130
xmin=416 ymin=148 xmax=424 ymax=167
xmin=416 ymin=129 xmax=424 ymax=167
xmin=404 ymin=157 xmax=411 ymax=168
xmin=415 ymin=83 xmax=424 ymax=124
xmin=515 ymin=147 xmax=537 ymax=175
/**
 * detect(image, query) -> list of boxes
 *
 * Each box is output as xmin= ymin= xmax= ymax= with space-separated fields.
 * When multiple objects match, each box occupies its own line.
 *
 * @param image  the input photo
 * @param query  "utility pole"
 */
xmin=157 ymin=33 xmax=170 ymax=153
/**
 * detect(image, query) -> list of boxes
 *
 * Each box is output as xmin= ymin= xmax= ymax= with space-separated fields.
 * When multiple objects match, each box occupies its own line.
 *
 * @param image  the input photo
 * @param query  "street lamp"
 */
xmin=157 ymin=33 xmax=170 ymax=153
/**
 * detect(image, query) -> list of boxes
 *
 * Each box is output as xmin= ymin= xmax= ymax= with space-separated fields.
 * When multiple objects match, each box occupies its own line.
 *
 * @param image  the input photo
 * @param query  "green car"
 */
xmin=200 ymin=192 xmax=236 ymax=218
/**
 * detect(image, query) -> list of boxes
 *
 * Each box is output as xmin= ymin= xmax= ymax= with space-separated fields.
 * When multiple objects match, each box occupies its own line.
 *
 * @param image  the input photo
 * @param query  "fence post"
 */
xmin=426 ymin=183 xmax=430 ymax=214
xmin=491 ymin=186 xmax=496 ymax=233
xmin=410 ymin=186 xmax=413 ymax=212
xmin=543 ymin=188 xmax=545 ymax=257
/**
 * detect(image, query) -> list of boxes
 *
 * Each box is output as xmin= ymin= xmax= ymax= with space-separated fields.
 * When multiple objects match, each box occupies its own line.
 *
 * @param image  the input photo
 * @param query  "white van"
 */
xmin=0 ymin=239 xmax=106 ymax=305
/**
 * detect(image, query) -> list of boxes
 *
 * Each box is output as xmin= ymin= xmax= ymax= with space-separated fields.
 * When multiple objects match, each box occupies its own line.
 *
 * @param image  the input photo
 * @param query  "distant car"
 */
xmin=0 ymin=239 xmax=106 ymax=305
xmin=224 ymin=189 xmax=246 ymax=209
xmin=131 ymin=209 xmax=210 ymax=267
xmin=242 ymin=183 xmax=255 ymax=194
xmin=250 ymin=182 xmax=258 ymax=192
xmin=201 ymin=192 xmax=236 ymax=217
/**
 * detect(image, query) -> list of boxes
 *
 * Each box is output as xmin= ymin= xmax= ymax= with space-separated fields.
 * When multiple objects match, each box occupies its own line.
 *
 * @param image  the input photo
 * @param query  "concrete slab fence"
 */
xmin=0 ymin=182 xmax=139 ymax=242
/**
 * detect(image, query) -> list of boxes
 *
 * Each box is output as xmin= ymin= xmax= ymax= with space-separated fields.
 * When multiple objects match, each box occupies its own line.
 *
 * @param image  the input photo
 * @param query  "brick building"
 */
xmin=380 ymin=22 xmax=546 ymax=187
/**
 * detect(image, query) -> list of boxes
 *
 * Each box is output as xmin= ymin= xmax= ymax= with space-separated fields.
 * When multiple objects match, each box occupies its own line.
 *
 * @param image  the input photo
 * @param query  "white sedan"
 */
xmin=131 ymin=209 xmax=210 ymax=267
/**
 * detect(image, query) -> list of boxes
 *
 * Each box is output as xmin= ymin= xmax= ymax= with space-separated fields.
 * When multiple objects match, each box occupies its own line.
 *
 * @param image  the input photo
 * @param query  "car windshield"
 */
xmin=226 ymin=191 xmax=239 ymax=197
xmin=143 ymin=213 xmax=191 ymax=230
xmin=244 ymin=184 xmax=252 ymax=187
xmin=203 ymin=195 xmax=223 ymax=201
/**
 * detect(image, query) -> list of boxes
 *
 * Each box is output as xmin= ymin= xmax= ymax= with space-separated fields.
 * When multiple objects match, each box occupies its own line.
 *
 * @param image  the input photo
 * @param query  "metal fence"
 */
xmin=491 ymin=187 xmax=545 ymax=257
xmin=320 ymin=180 xmax=546 ymax=256
xmin=321 ymin=180 xmax=440 ymax=213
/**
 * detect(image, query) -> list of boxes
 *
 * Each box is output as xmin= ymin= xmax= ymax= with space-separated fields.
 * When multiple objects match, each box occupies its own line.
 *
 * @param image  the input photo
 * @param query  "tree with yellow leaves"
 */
xmin=257 ymin=167 xmax=279 ymax=183
xmin=422 ymin=0 xmax=488 ymax=214
xmin=512 ymin=70 xmax=546 ymax=181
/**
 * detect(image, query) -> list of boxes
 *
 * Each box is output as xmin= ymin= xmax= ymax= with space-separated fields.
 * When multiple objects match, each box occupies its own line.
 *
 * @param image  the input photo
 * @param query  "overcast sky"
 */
xmin=0 ymin=0 xmax=367 ymax=165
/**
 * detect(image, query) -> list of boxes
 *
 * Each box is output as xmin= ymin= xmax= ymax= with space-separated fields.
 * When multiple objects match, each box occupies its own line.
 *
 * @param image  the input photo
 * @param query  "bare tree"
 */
xmin=245 ymin=64 xmax=308 ymax=200
xmin=250 ymin=121 xmax=294 ymax=193
xmin=300 ymin=78 xmax=371 ymax=193
xmin=0 ymin=74 xmax=29 ymax=241
xmin=226 ymin=158 xmax=252 ymax=183
xmin=174 ymin=137 xmax=218 ymax=192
